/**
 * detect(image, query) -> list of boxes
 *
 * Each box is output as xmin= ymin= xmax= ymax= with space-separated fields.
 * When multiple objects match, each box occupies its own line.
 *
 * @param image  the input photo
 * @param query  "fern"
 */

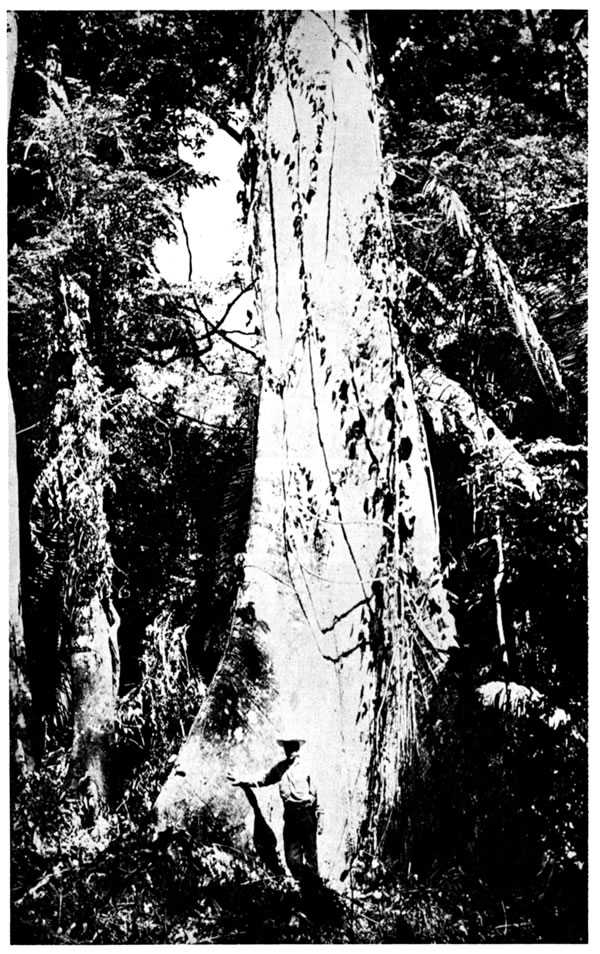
xmin=423 ymin=175 xmax=567 ymax=406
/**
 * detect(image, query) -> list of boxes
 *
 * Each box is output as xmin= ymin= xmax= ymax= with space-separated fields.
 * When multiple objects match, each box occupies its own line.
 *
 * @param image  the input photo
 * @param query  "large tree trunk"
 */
xmin=61 ymin=278 xmax=120 ymax=808
xmin=31 ymin=276 xmax=120 ymax=809
xmin=11 ymin=32 xmax=119 ymax=809
xmin=8 ymin=10 xmax=34 ymax=776
xmin=156 ymin=11 xmax=456 ymax=879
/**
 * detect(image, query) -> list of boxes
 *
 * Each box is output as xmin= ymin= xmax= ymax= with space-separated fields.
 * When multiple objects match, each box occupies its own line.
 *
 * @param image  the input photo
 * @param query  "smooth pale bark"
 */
xmin=7 ymin=12 xmax=17 ymax=104
xmin=156 ymin=12 xmax=456 ymax=878
xmin=415 ymin=365 xmax=540 ymax=499
xmin=8 ymin=10 xmax=34 ymax=775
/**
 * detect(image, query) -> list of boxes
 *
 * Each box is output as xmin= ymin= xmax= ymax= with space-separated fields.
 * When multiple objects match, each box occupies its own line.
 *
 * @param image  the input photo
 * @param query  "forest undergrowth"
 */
xmin=12 ymin=655 xmax=586 ymax=945
xmin=11 ymin=776 xmax=550 ymax=944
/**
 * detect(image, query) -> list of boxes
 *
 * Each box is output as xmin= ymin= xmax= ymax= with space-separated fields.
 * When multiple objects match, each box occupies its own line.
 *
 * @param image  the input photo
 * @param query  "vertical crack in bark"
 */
xmin=325 ymin=85 xmax=336 ymax=261
xmin=266 ymin=165 xmax=284 ymax=341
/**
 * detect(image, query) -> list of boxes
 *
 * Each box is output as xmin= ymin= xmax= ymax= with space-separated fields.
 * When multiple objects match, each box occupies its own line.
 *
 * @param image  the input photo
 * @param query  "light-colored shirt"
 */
xmin=255 ymin=752 xmax=317 ymax=806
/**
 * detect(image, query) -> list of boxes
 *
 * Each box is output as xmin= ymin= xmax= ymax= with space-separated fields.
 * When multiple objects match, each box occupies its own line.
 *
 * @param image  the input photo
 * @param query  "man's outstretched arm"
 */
xmin=227 ymin=759 xmax=288 ymax=788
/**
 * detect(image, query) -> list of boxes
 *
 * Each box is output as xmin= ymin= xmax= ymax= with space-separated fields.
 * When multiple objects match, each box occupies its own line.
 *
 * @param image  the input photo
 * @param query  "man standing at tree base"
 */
xmin=228 ymin=732 xmax=322 ymax=883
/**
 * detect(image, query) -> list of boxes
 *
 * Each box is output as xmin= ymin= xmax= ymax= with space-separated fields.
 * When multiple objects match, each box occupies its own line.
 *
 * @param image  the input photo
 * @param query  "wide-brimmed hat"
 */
xmin=276 ymin=733 xmax=306 ymax=746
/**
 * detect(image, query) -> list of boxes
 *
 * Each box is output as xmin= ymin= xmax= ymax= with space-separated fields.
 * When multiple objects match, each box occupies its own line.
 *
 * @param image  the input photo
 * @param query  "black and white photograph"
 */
xmin=6 ymin=5 xmax=588 ymax=943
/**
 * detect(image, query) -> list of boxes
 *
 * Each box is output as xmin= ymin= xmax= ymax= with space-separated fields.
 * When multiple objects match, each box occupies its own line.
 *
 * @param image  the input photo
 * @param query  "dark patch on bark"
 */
xmin=202 ymin=603 xmax=274 ymax=739
xmin=399 ymin=436 xmax=413 ymax=461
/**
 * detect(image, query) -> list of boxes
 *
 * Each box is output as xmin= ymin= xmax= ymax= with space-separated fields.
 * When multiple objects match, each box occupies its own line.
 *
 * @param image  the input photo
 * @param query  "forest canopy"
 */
xmin=8 ymin=8 xmax=587 ymax=944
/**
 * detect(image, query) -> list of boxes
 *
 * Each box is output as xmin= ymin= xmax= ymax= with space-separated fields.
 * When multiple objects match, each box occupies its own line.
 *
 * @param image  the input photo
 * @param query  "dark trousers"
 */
xmin=282 ymin=802 xmax=319 ymax=882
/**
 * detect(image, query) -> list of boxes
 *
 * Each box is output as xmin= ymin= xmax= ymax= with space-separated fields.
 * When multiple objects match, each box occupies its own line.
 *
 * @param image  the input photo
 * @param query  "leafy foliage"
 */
xmin=30 ymin=279 xmax=112 ymax=626
xmin=9 ymin=12 xmax=257 ymax=725
xmin=373 ymin=10 xmax=586 ymax=437
xmin=9 ymin=8 xmax=586 ymax=945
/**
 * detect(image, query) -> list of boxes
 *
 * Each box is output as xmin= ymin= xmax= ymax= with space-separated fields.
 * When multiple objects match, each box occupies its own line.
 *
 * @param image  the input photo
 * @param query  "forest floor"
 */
xmin=11 ymin=748 xmax=586 ymax=944
xmin=11 ymin=812 xmax=560 ymax=944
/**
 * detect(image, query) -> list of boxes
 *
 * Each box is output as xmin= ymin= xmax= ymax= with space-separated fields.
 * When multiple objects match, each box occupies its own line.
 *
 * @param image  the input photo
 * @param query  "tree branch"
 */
xmin=195 ymin=93 xmax=244 ymax=145
xmin=136 ymin=391 xmax=249 ymax=432
xmin=524 ymin=437 xmax=587 ymax=466
xmin=185 ymin=284 xmax=260 ymax=361
xmin=178 ymin=211 xmax=194 ymax=283
xmin=415 ymin=364 xmax=540 ymax=499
